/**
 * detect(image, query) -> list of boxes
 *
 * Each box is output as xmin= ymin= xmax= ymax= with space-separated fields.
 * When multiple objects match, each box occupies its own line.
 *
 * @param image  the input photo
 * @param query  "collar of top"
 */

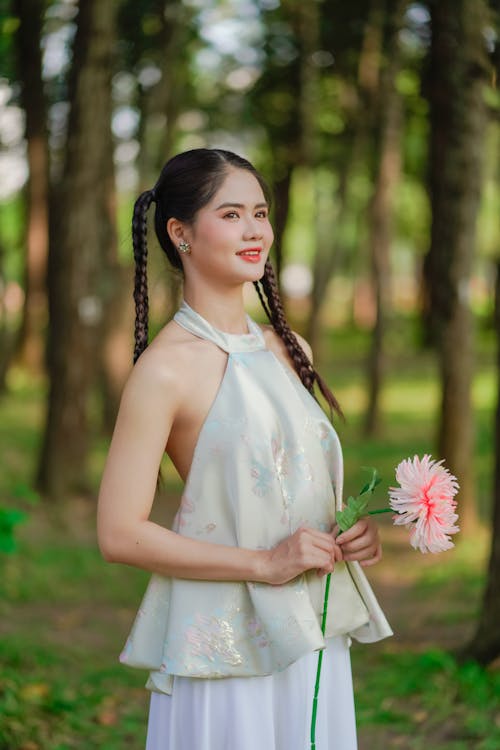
xmin=173 ymin=300 xmax=267 ymax=354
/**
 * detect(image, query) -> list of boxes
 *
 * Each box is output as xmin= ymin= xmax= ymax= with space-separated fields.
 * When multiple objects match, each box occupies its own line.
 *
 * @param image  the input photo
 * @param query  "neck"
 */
xmin=182 ymin=282 xmax=249 ymax=334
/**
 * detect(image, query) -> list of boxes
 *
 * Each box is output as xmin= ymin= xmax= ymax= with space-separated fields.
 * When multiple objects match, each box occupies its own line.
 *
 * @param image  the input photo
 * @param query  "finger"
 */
xmin=304 ymin=527 xmax=338 ymax=545
xmin=340 ymin=534 xmax=377 ymax=554
xmin=316 ymin=561 xmax=335 ymax=576
xmin=298 ymin=544 xmax=335 ymax=569
xmin=335 ymin=518 xmax=370 ymax=544
xmin=359 ymin=544 xmax=383 ymax=567
xmin=298 ymin=528 xmax=336 ymax=553
xmin=343 ymin=542 xmax=379 ymax=562
xmin=338 ymin=524 xmax=379 ymax=553
xmin=305 ymin=538 xmax=336 ymax=558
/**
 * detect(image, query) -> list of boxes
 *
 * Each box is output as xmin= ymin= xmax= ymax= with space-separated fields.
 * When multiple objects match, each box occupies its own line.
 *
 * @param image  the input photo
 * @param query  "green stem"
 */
xmin=310 ymin=497 xmax=391 ymax=748
xmin=310 ymin=571 xmax=332 ymax=749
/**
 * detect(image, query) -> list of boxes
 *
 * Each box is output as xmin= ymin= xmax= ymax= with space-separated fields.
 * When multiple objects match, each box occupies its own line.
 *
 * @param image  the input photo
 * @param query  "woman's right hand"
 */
xmin=260 ymin=527 xmax=342 ymax=585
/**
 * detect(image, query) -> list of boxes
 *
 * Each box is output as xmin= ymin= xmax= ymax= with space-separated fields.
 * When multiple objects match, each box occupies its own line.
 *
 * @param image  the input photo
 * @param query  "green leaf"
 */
xmin=358 ymin=467 xmax=381 ymax=496
xmin=336 ymin=468 xmax=383 ymax=532
xmin=336 ymin=495 xmax=370 ymax=532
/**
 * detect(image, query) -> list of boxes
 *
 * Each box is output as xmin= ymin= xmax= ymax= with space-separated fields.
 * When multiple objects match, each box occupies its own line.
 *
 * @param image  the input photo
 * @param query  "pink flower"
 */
xmin=388 ymin=454 xmax=460 ymax=554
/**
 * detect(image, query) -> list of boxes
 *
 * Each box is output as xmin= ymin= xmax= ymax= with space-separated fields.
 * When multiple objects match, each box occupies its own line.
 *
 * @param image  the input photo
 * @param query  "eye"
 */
xmin=223 ymin=211 xmax=239 ymax=219
xmin=256 ymin=210 xmax=268 ymax=218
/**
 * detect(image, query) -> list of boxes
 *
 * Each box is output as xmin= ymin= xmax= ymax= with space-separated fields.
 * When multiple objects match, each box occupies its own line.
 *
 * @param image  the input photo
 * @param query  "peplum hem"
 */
xmin=119 ymin=300 xmax=392 ymax=696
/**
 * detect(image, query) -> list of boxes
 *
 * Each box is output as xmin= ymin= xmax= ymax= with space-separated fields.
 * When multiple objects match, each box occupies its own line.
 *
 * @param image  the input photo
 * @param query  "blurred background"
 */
xmin=1 ymin=1 xmax=500 ymax=748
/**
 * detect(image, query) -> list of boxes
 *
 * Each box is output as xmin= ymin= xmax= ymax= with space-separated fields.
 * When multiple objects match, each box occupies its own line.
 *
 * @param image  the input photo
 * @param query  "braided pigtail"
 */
xmin=256 ymin=260 xmax=344 ymax=421
xmin=253 ymin=278 xmax=272 ymax=320
xmin=132 ymin=189 xmax=155 ymax=364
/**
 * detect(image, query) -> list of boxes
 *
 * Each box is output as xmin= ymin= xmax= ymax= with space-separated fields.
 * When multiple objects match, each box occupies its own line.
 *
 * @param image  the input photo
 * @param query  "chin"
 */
xmin=239 ymin=266 xmax=266 ymax=284
xmin=236 ymin=257 xmax=268 ymax=282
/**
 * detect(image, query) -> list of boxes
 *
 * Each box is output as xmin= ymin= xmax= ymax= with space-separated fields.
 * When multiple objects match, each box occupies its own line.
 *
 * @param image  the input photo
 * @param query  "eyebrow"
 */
xmin=215 ymin=202 xmax=269 ymax=210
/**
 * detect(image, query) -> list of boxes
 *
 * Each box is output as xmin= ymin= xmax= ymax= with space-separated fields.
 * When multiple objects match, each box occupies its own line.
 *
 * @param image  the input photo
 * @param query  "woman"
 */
xmin=97 ymin=148 xmax=392 ymax=750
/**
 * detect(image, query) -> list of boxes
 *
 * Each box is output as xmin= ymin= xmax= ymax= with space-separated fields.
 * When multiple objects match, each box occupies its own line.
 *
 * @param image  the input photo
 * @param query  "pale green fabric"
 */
xmin=120 ymin=301 xmax=392 ymax=694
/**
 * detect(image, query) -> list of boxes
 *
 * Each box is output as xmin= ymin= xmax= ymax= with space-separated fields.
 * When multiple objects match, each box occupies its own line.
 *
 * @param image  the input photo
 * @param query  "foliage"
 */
xmin=0 ymin=507 xmax=26 ymax=554
xmin=0 ymin=0 xmax=18 ymax=80
xmin=353 ymin=648 xmax=500 ymax=748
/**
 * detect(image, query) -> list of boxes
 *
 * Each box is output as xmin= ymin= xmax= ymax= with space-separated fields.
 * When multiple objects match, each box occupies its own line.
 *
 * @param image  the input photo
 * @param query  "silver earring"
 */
xmin=178 ymin=241 xmax=191 ymax=255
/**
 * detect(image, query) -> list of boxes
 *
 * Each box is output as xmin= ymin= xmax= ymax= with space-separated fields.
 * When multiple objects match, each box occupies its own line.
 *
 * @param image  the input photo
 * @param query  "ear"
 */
xmin=166 ymin=217 xmax=190 ymax=247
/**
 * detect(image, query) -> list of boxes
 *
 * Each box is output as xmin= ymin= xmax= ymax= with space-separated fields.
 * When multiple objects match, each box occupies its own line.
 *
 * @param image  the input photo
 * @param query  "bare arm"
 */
xmin=97 ymin=349 xmax=337 ymax=585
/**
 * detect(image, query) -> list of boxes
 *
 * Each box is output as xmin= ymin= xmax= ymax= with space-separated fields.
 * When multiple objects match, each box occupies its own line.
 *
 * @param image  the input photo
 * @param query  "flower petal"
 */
xmin=389 ymin=455 xmax=460 ymax=553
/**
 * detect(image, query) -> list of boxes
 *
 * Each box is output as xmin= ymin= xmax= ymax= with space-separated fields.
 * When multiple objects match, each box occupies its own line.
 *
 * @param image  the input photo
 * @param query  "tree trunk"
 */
xmin=133 ymin=0 xmax=190 ymax=347
xmin=100 ymin=265 xmax=134 ymax=434
xmin=364 ymin=0 xmax=405 ymax=436
xmin=271 ymin=168 xmax=293 ymax=288
xmin=137 ymin=0 xmax=189 ymax=186
xmin=305 ymin=0 xmax=384 ymax=350
xmin=306 ymin=166 xmax=348 ymax=351
xmin=37 ymin=0 xmax=118 ymax=500
xmin=98 ymin=154 xmax=123 ymax=434
xmin=13 ymin=0 xmax=49 ymax=373
xmin=459 ymin=261 xmax=500 ymax=665
xmin=423 ymin=0 xmax=490 ymax=533
xmin=0 ymin=239 xmax=14 ymax=392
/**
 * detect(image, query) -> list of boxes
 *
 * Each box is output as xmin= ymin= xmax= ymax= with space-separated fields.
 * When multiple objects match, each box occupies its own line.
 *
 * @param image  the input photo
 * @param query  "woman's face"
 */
xmin=170 ymin=167 xmax=274 ymax=287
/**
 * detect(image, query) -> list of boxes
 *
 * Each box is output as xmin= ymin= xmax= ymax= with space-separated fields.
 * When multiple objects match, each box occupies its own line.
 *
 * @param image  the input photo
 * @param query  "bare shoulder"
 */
xmin=292 ymin=331 xmax=313 ymax=364
xmin=259 ymin=323 xmax=313 ymax=366
xmin=122 ymin=319 xmax=210 ymax=408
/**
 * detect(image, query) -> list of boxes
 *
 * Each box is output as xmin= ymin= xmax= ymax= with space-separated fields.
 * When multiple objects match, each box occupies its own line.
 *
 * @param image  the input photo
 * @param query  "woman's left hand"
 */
xmin=332 ymin=517 xmax=382 ymax=567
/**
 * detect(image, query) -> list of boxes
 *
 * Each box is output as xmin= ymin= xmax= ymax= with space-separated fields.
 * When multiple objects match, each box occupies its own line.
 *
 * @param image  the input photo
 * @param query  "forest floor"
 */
xmin=1 ymin=490 xmax=498 ymax=750
xmin=353 ymin=528 xmax=498 ymax=750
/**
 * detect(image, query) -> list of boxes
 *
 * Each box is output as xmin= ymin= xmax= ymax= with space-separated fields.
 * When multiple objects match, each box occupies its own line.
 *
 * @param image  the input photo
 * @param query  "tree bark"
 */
xmin=246 ymin=0 xmax=303 ymax=290
xmin=306 ymin=165 xmax=348 ymax=351
xmin=364 ymin=0 xmax=405 ymax=436
xmin=459 ymin=261 xmax=500 ymax=665
xmin=137 ymin=0 xmax=190 ymax=338
xmin=98 ymin=151 xmax=123 ymax=435
xmin=100 ymin=265 xmax=134 ymax=434
xmin=136 ymin=0 xmax=189 ymax=186
xmin=271 ymin=168 xmax=293 ymax=284
xmin=37 ymin=0 xmax=118 ymax=500
xmin=13 ymin=0 xmax=49 ymax=373
xmin=305 ymin=0 xmax=385 ymax=350
xmin=423 ymin=0 xmax=490 ymax=533
xmin=0 ymin=239 xmax=14 ymax=391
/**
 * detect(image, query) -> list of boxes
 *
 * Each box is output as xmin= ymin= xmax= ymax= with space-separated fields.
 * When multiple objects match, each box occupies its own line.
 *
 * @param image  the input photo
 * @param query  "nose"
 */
xmin=243 ymin=216 xmax=263 ymax=239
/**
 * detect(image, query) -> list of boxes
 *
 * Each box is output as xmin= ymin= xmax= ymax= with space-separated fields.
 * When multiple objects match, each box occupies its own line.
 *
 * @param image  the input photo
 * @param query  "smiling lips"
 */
xmin=236 ymin=247 xmax=263 ymax=263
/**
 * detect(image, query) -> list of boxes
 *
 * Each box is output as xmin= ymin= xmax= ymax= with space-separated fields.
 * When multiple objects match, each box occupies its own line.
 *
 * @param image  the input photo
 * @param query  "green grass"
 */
xmin=0 ymin=313 xmax=498 ymax=749
xmin=353 ymin=649 xmax=500 ymax=748
xmin=0 ymin=527 xmax=150 ymax=750
xmin=0 ymin=649 xmax=148 ymax=750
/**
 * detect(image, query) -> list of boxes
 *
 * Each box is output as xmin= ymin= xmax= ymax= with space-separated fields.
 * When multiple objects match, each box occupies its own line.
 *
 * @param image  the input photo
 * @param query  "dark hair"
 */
xmin=132 ymin=147 xmax=342 ymax=419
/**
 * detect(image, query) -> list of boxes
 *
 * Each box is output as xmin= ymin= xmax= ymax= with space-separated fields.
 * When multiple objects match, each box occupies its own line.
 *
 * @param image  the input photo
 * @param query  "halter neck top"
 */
xmin=120 ymin=300 xmax=392 ymax=694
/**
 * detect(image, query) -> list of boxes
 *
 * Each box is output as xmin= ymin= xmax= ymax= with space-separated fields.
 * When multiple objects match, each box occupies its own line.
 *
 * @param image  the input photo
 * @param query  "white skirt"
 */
xmin=145 ymin=635 xmax=357 ymax=750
